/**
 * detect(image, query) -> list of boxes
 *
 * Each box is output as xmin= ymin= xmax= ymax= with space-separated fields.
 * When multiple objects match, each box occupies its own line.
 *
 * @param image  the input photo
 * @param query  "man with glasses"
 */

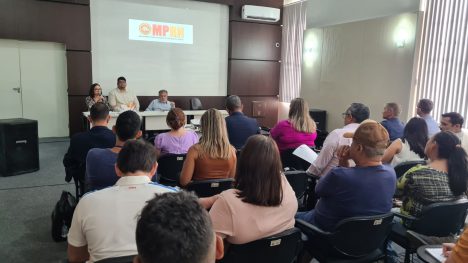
xmin=307 ymin=103 xmax=370 ymax=177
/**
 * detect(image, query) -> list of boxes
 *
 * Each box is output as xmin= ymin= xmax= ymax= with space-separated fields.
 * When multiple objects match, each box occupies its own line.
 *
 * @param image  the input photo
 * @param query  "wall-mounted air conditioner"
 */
xmin=242 ymin=5 xmax=281 ymax=23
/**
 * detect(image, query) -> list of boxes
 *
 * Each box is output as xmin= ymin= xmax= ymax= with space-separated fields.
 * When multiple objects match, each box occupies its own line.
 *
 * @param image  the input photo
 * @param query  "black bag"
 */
xmin=51 ymin=191 xmax=77 ymax=242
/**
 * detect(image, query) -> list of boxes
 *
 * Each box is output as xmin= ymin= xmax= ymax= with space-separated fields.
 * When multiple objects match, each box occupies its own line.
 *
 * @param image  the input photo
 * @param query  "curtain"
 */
xmin=279 ymin=1 xmax=307 ymax=103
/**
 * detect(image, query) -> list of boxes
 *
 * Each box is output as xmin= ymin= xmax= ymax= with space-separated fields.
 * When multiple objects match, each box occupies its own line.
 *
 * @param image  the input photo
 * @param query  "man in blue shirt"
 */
xmin=381 ymin=102 xmax=404 ymax=141
xmin=417 ymin=98 xmax=440 ymax=137
xmin=145 ymin=89 xmax=175 ymax=111
xmin=296 ymin=120 xmax=396 ymax=232
xmin=224 ymin=95 xmax=260 ymax=149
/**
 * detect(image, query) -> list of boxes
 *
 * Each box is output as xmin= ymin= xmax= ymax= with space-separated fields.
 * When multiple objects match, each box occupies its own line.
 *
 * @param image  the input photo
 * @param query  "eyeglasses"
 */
xmin=342 ymin=112 xmax=350 ymax=118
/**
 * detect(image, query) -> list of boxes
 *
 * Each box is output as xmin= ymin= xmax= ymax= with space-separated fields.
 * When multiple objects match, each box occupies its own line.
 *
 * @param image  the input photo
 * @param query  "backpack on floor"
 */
xmin=51 ymin=191 xmax=77 ymax=242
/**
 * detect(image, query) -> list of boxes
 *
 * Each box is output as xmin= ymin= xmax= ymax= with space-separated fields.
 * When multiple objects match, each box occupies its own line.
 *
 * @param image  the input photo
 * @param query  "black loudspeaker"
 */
xmin=0 ymin=119 xmax=39 ymax=176
xmin=309 ymin=109 xmax=327 ymax=132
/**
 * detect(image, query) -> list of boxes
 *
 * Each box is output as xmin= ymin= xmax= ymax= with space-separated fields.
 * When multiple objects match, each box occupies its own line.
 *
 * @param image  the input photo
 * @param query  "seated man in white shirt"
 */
xmin=67 ymin=140 xmax=176 ymax=263
xmin=307 ymin=103 xmax=370 ymax=177
xmin=108 ymin=76 xmax=140 ymax=111
xmin=134 ymin=191 xmax=224 ymax=263
xmin=440 ymin=112 xmax=468 ymax=152
xmin=145 ymin=89 xmax=175 ymax=111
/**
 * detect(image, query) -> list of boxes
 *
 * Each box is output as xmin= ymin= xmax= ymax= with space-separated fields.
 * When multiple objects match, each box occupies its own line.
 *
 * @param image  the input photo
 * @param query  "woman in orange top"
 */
xmin=444 ymin=227 xmax=468 ymax=263
xmin=179 ymin=108 xmax=236 ymax=187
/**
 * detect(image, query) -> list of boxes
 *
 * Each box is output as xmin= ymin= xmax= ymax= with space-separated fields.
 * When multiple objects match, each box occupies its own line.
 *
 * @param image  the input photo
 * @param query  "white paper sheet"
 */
xmin=425 ymin=247 xmax=445 ymax=263
xmin=292 ymin=144 xmax=318 ymax=164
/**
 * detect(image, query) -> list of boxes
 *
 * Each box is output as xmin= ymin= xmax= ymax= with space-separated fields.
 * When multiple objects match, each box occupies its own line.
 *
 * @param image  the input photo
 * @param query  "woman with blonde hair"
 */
xmin=270 ymin=98 xmax=317 ymax=152
xmin=179 ymin=108 xmax=236 ymax=187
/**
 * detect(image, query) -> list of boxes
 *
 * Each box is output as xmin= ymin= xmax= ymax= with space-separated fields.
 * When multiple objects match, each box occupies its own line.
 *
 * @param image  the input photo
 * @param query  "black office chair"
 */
xmin=64 ymin=163 xmax=86 ymax=199
xmin=157 ymin=154 xmax=186 ymax=187
xmin=284 ymin=170 xmax=309 ymax=211
xmin=190 ymin=98 xmax=203 ymax=110
xmin=390 ymin=199 xmax=468 ymax=263
xmin=296 ymin=213 xmax=394 ymax=263
xmin=186 ymin=178 xmax=234 ymax=197
xmin=95 ymin=255 xmax=136 ymax=263
xmin=394 ymin=160 xmax=426 ymax=178
xmin=219 ymin=228 xmax=302 ymax=263
xmin=280 ymin=148 xmax=313 ymax=171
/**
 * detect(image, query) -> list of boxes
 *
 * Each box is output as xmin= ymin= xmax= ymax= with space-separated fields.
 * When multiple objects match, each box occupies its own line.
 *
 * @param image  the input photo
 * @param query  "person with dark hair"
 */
xmin=154 ymin=108 xmax=198 ymax=158
xmin=271 ymin=98 xmax=317 ymax=152
xmin=224 ymin=95 xmax=260 ymax=149
xmin=297 ymin=120 xmax=396 ymax=231
xmin=85 ymin=83 xmax=109 ymax=110
xmin=63 ymin=102 xmax=115 ymax=192
xmin=86 ymin=110 xmax=143 ymax=191
xmin=135 ymin=191 xmax=224 ymax=263
xmin=145 ymin=89 xmax=175 ymax=111
xmin=68 ymin=140 xmax=176 ymax=263
xmin=207 ymin=135 xmax=297 ymax=244
xmin=108 ymin=76 xmax=140 ymax=111
xmin=382 ymin=117 xmax=428 ymax=166
xmin=440 ymin=112 xmax=468 ymax=153
xmin=307 ymin=103 xmax=370 ymax=177
xmin=398 ymin=131 xmax=468 ymax=219
xmin=416 ymin=98 xmax=439 ymax=137
xmin=381 ymin=102 xmax=404 ymax=141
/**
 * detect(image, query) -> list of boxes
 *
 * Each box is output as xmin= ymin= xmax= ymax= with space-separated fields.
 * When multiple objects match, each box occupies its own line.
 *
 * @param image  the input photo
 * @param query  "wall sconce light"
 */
xmin=394 ymin=20 xmax=411 ymax=48
xmin=303 ymin=33 xmax=319 ymax=66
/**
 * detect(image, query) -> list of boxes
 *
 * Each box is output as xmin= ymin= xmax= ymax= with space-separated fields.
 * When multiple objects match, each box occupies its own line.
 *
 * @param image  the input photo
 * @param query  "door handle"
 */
xmin=12 ymin=87 xmax=21 ymax=93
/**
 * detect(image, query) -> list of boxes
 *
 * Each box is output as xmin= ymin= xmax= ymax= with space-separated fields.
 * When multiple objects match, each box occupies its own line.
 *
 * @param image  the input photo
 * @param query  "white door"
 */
xmin=19 ymin=41 xmax=69 ymax=138
xmin=0 ymin=40 xmax=22 ymax=119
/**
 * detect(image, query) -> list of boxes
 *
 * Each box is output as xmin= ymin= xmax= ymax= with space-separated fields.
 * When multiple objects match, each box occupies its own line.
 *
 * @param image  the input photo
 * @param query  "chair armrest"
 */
xmin=392 ymin=211 xmax=417 ymax=221
xmin=295 ymin=219 xmax=331 ymax=237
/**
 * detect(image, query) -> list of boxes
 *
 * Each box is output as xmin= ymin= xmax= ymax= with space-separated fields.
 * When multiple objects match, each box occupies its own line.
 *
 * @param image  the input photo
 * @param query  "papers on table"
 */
xmin=425 ymin=247 xmax=445 ymax=263
xmin=292 ymin=144 xmax=318 ymax=164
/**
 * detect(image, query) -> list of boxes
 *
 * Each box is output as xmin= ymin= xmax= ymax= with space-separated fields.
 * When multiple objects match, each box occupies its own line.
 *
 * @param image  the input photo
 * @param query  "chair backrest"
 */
xmin=280 ymin=148 xmax=311 ymax=171
xmin=412 ymin=199 xmax=468 ymax=236
xmin=220 ymin=228 xmax=302 ymax=263
xmin=186 ymin=178 xmax=234 ymax=197
xmin=95 ymin=255 xmax=136 ymax=263
xmin=329 ymin=213 xmax=394 ymax=258
xmin=394 ymin=160 xmax=426 ymax=178
xmin=190 ymin=98 xmax=203 ymax=110
xmin=157 ymin=154 xmax=186 ymax=186
xmin=284 ymin=170 xmax=308 ymax=199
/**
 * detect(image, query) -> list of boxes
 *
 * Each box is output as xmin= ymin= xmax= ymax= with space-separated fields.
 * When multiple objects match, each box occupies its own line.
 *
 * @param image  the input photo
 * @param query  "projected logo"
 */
xmin=129 ymin=19 xmax=193 ymax=45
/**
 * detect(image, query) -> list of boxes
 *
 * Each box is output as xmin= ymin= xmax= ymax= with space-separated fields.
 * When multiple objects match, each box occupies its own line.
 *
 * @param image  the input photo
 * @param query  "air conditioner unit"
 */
xmin=242 ymin=5 xmax=281 ymax=23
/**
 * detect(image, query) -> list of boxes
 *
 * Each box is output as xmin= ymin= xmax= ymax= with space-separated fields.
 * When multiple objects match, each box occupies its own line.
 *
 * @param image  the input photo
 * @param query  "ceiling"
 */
xmin=298 ymin=0 xmax=420 ymax=28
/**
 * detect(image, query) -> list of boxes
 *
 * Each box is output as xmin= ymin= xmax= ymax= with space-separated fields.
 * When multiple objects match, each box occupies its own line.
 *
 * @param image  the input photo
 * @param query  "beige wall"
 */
xmin=301 ymin=13 xmax=417 ymax=131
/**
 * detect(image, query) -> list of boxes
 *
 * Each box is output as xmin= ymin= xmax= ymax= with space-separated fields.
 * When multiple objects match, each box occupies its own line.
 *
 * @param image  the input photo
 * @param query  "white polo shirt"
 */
xmin=68 ymin=175 xmax=176 ymax=263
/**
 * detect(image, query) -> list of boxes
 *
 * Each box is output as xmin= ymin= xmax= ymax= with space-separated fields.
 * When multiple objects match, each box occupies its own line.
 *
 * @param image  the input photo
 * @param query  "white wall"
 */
xmin=301 ymin=13 xmax=417 ymax=131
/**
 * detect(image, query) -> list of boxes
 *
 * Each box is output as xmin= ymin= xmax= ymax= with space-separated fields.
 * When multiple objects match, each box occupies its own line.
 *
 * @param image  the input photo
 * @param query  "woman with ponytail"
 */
xmin=398 ymin=131 xmax=468 ymax=217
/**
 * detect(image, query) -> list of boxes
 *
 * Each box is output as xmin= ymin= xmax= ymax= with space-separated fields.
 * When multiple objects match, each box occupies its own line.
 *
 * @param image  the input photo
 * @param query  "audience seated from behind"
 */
xmin=381 ymin=102 xmax=404 ymax=141
xmin=86 ymin=110 xmax=142 ymax=191
xmin=297 ymin=120 xmax=396 ymax=232
xmin=397 ymin=131 xmax=468 ymax=219
xmin=307 ymin=103 xmax=370 ymax=177
xmin=63 ymin=102 xmax=115 ymax=184
xmin=179 ymin=108 xmax=236 ymax=187
xmin=206 ymin=135 xmax=297 ymax=245
xmin=134 ymin=191 xmax=223 ymax=263
xmin=382 ymin=117 xmax=428 ymax=166
xmin=145 ymin=89 xmax=175 ymax=111
xmin=154 ymin=107 xmax=198 ymax=158
xmin=443 ymin=227 xmax=468 ymax=263
xmin=270 ymin=98 xmax=317 ymax=153
xmin=440 ymin=112 xmax=468 ymax=153
xmin=108 ymin=76 xmax=140 ymax=112
xmin=416 ymin=98 xmax=440 ymax=137
xmin=67 ymin=140 xmax=176 ymax=263
xmin=85 ymin=83 xmax=109 ymax=110
xmin=224 ymin=95 xmax=260 ymax=149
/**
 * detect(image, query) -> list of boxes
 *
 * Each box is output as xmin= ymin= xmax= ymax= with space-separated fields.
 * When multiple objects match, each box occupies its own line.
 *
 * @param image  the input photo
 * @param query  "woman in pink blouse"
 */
xmin=270 ymin=98 xmax=317 ymax=152
xmin=208 ymin=135 xmax=297 ymax=245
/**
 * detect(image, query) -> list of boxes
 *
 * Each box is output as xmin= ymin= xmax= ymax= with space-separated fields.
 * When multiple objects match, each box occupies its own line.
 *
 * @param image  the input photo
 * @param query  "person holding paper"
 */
xmin=444 ymin=227 xmax=468 ymax=263
xmin=307 ymin=103 xmax=370 ymax=177
xmin=145 ymin=89 xmax=175 ymax=111
xmin=108 ymin=76 xmax=140 ymax=111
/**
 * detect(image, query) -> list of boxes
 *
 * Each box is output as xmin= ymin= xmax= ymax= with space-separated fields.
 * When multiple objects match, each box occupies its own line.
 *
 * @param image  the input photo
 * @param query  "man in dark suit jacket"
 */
xmin=63 ymin=103 xmax=115 ymax=194
xmin=225 ymin=95 xmax=260 ymax=149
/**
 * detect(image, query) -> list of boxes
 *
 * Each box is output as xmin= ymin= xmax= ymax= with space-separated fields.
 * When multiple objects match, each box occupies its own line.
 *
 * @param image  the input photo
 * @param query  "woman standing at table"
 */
xmin=179 ymin=108 xmax=236 ymax=187
xmin=85 ymin=83 xmax=109 ymax=110
xmin=154 ymin=108 xmax=199 ymax=158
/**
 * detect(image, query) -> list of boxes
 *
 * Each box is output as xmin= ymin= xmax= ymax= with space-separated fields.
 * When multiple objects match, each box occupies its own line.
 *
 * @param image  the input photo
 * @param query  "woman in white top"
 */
xmin=382 ymin=117 xmax=428 ymax=166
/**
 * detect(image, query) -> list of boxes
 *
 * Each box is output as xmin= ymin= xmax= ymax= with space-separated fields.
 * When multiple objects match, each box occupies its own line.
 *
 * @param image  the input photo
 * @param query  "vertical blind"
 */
xmin=413 ymin=0 xmax=468 ymax=127
xmin=279 ymin=1 xmax=307 ymax=103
